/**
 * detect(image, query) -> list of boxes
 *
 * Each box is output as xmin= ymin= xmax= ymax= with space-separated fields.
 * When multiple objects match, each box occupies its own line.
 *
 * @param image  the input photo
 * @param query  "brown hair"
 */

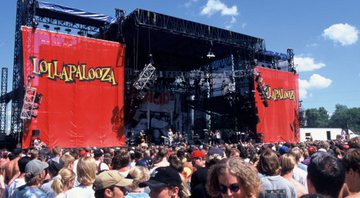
xmin=257 ymin=149 xmax=280 ymax=176
xmin=343 ymin=148 xmax=360 ymax=173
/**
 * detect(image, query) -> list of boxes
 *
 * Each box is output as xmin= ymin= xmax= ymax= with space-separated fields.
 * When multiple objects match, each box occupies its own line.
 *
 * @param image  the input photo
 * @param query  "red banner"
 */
xmin=21 ymin=26 xmax=126 ymax=148
xmin=254 ymin=66 xmax=300 ymax=143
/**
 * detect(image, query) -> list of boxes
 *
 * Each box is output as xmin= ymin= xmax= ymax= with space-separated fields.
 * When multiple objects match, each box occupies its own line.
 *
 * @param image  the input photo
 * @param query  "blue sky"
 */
xmin=1 ymin=0 xmax=359 ymax=114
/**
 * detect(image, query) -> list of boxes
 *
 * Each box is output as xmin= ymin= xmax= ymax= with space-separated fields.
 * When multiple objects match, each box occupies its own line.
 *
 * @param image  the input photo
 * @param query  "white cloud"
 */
xmin=299 ymin=74 xmax=332 ymax=99
xmin=200 ymin=0 xmax=238 ymax=16
xmin=294 ymin=56 xmax=326 ymax=72
xmin=322 ymin=23 xmax=359 ymax=46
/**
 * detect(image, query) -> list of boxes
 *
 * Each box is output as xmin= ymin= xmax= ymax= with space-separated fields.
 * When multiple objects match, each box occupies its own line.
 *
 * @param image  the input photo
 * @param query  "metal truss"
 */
xmin=128 ymin=9 xmax=265 ymax=51
xmin=0 ymin=68 xmax=8 ymax=133
xmin=35 ymin=16 xmax=100 ymax=34
xmin=133 ymin=63 xmax=156 ymax=90
xmin=11 ymin=0 xmax=35 ymax=135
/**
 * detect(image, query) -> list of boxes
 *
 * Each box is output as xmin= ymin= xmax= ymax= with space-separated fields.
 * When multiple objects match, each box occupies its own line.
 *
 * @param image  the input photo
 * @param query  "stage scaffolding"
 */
xmin=4 ymin=0 xmax=295 ymax=148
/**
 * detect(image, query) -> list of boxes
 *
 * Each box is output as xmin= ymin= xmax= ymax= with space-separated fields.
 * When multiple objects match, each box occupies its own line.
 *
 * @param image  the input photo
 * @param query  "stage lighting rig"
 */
xmin=207 ymin=40 xmax=215 ymax=58
xmin=77 ymin=30 xmax=84 ymax=36
xmin=54 ymin=27 xmax=60 ymax=32
xmin=206 ymin=49 xmax=215 ymax=58
xmin=65 ymin=28 xmax=71 ymax=34
xmin=43 ymin=24 xmax=50 ymax=30
xmin=133 ymin=63 xmax=156 ymax=91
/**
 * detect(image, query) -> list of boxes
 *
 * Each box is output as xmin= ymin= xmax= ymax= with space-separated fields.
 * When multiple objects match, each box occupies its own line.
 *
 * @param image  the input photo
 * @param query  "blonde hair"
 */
xmin=61 ymin=153 xmax=75 ymax=168
xmin=51 ymin=168 xmax=76 ymax=194
xmin=279 ymin=153 xmax=296 ymax=175
xmin=77 ymin=156 xmax=97 ymax=186
xmin=207 ymin=158 xmax=261 ymax=198
xmin=128 ymin=166 xmax=150 ymax=191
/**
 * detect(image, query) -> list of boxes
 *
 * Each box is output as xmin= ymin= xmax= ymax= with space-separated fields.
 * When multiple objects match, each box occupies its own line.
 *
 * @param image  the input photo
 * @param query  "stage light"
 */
xmin=206 ymin=49 xmax=215 ymax=58
xmin=207 ymin=40 xmax=215 ymax=58
xmin=65 ymin=28 xmax=71 ymax=34
xmin=77 ymin=30 xmax=84 ymax=36
xmin=54 ymin=27 xmax=60 ymax=32
xmin=43 ymin=25 xmax=50 ymax=30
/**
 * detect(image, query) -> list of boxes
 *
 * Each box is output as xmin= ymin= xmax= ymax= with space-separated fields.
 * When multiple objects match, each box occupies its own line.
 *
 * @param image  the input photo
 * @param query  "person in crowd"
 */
xmin=94 ymin=149 xmax=109 ymax=174
xmin=126 ymin=166 xmax=150 ymax=198
xmin=64 ymin=156 xmax=97 ymax=197
xmin=0 ymin=150 xmax=9 ymax=168
xmin=279 ymin=153 xmax=308 ymax=197
xmin=4 ymin=148 xmax=22 ymax=184
xmin=140 ymin=166 xmax=184 ymax=198
xmin=61 ymin=153 xmax=75 ymax=170
xmin=348 ymin=137 xmax=360 ymax=149
xmin=290 ymin=147 xmax=307 ymax=171
xmin=168 ymin=128 xmax=174 ymax=146
xmin=168 ymin=154 xmax=191 ymax=198
xmin=290 ymin=147 xmax=308 ymax=190
xmin=206 ymin=157 xmax=261 ymax=198
xmin=307 ymin=151 xmax=345 ymax=198
xmin=190 ymin=147 xmax=225 ymax=198
xmin=51 ymin=146 xmax=63 ymax=163
xmin=51 ymin=168 xmax=76 ymax=198
xmin=112 ymin=151 xmax=131 ymax=177
xmin=7 ymin=156 xmax=31 ymax=197
xmin=231 ymin=148 xmax=241 ymax=158
xmin=190 ymin=150 xmax=206 ymax=171
xmin=257 ymin=149 xmax=297 ymax=198
xmin=12 ymin=159 xmax=49 ymax=197
xmin=149 ymin=147 xmax=169 ymax=173
xmin=0 ymin=166 xmax=6 ymax=198
xmin=41 ymin=159 xmax=65 ymax=197
xmin=29 ymin=149 xmax=39 ymax=160
xmin=342 ymin=148 xmax=360 ymax=197
xmin=94 ymin=170 xmax=133 ymax=198
xmin=103 ymin=153 xmax=113 ymax=170
xmin=215 ymin=130 xmax=221 ymax=145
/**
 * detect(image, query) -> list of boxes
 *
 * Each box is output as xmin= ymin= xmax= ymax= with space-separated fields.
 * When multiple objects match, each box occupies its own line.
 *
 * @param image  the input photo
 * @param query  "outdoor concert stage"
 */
xmin=2 ymin=0 xmax=299 ymax=148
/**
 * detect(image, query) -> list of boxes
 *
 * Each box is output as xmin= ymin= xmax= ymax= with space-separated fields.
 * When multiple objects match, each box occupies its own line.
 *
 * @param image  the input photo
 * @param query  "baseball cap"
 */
xmin=94 ymin=170 xmax=133 ymax=191
xmin=25 ymin=159 xmax=49 ymax=176
xmin=191 ymin=150 xmax=206 ymax=159
xmin=206 ymin=147 xmax=224 ymax=162
xmin=140 ymin=166 xmax=182 ymax=189
xmin=278 ymin=146 xmax=289 ymax=155
xmin=79 ymin=150 xmax=87 ymax=157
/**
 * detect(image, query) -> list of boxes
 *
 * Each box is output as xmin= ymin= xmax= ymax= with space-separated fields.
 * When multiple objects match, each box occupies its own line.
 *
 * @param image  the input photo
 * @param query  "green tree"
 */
xmin=329 ymin=104 xmax=360 ymax=132
xmin=329 ymin=104 xmax=349 ymax=129
xmin=305 ymin=107 xmax=329 ymax=127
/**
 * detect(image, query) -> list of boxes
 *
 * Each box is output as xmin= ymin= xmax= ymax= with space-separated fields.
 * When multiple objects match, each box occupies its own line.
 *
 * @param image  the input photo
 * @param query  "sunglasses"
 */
xmin=219 ymin=183 xmax=240 ymax=194
xmin=119 ymin=187 xmax=129 ymax=196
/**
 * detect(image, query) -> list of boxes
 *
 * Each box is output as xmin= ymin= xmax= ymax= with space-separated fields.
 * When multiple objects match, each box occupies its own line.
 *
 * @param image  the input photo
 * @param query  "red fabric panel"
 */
xmin=21 ymin=26 xmax=125 ymax=148
xmin=254 ymin=66 xmax=300 ymax=143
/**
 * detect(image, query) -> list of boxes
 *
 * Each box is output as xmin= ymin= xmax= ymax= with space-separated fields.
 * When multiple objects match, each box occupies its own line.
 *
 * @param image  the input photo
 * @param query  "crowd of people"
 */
xmin=0 ymin=136 xmax=359 ymax=198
